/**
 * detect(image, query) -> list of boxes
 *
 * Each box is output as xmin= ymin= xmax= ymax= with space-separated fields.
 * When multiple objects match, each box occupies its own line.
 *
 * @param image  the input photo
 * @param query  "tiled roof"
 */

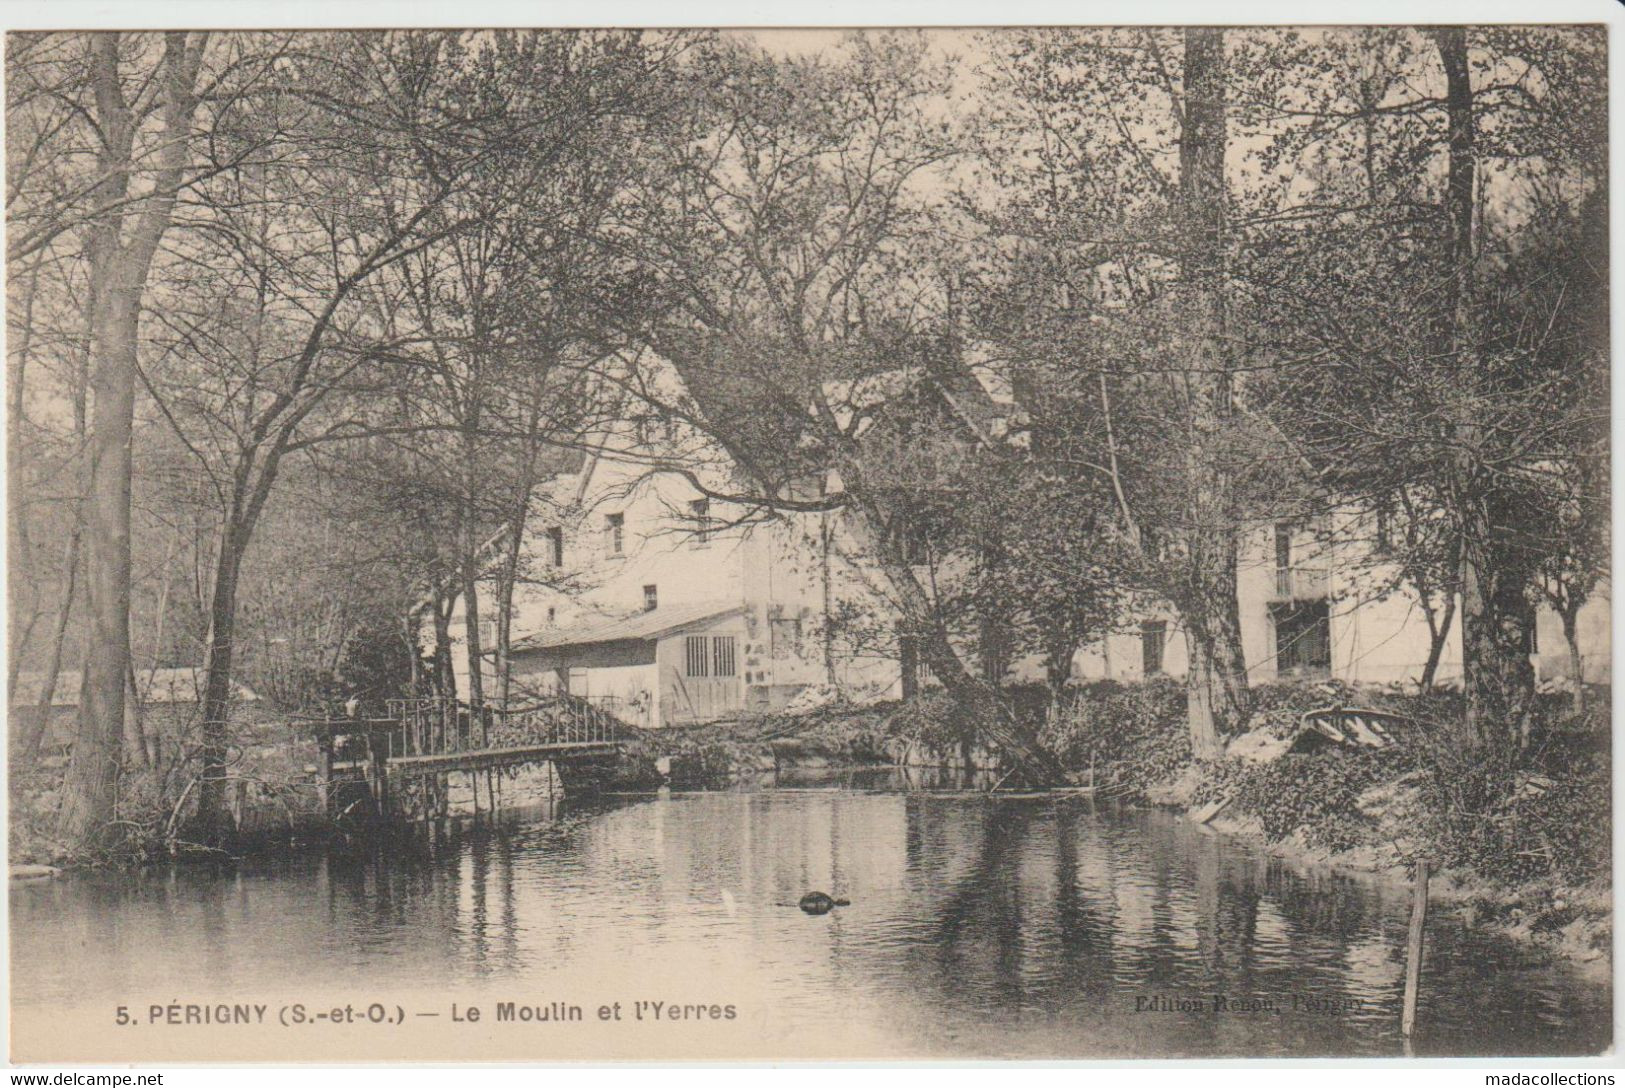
xmin=512 ymin=601 xmax=745 ymax=653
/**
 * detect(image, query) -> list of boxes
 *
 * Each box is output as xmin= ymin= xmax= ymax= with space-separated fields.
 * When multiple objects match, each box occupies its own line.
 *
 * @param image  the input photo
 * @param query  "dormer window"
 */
xmin=605 ymin=512 xmax=625 ymax=556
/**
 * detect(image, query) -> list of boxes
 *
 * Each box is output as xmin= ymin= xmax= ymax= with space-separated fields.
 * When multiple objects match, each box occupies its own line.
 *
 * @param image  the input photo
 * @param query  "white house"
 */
xmin=451 ymin=359 xmax=1608 ymax=726
xmin=450 ymin=416 xmax=904 ymax=728
xmin=1073 ymin=512 xmax=1611 ymax=691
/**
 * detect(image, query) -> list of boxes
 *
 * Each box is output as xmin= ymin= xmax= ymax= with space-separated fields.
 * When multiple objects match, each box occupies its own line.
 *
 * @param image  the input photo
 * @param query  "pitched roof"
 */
xmin=512 ymin=601 xmax=745 ymax=653
xmin=10 ymin=667 xmax=261 ymax=708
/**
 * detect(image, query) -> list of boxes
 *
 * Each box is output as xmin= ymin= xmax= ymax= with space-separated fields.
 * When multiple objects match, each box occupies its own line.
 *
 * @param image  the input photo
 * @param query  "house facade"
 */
xmin=1072 ymin=513 xmax=1611 ymax=691
xmin=452 ymin=364 xmax=1608 ymax=726
xmin=451 ymin=424 xmax=903 ymax=728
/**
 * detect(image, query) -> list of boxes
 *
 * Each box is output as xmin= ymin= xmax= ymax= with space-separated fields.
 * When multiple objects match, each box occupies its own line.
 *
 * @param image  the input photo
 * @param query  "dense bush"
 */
xmin=1195 ymin=749 xmax=1393 ymax=853
xmin=1039 ymin=678 xmax=1188 ymax=794
xmin=884 ymin=689 xmax=974 ymax=755
xmin=1411 ymin=726 xmax=1611 ymax=886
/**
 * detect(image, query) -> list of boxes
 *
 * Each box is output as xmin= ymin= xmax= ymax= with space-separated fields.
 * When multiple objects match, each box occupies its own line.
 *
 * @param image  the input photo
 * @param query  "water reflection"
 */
xmin=11 ymin=783 xmax=1610 ymax=1058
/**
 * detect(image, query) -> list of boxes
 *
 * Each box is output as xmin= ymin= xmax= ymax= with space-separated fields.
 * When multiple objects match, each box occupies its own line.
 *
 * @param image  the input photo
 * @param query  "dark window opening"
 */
xmin=899 ymin=521 xmax=929 ymax=565
xmin=1272 ymin=600 xmax=1331 ymax=676
xmin=690 ymin=498 xmax=712 ymax=545
xmin=643 ymin=584 xmax=658 ymax=612
xmin=899 ymin=633 xmax=920 ymax=699
xmin=605 ymin=512 xmax=625 ymax=556
xmin=1141 ymin=621 xmax=1166 ymax=676
xmin=1275 ymin=521 xmax=1294 ymax=574
xmin=547 ymin=526 xmax=564 ymax=567
xmin=770 ymin=616 xmax=802 ymax=659
xmin=1373 ymin=497 xmax=1393 ymax=553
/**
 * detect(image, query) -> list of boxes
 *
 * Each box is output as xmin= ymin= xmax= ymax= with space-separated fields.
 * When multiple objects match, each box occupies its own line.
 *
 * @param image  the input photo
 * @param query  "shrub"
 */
xmin=1039 ymin=678 xmax=1188 ymax=794
xmin=886 ymin=690 xmax=974 ymax=756
xmin=1412 ymin=726 xmax=1611 ymax=886
xmin=1194 ymin=748 xmax=1392 ymax=853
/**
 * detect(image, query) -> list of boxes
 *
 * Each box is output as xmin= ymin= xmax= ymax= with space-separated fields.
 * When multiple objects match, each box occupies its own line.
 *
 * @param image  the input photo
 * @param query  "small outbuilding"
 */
xmin=9 ymin=667 xmax=263 ymax=755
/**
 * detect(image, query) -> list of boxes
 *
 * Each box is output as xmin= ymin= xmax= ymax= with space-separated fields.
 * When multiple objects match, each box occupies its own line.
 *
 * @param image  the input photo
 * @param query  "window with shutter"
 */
xmin=685 ymin=636 xmax=709 ymax=677
xmin=712 ymin=636 xmax=737 ymax=677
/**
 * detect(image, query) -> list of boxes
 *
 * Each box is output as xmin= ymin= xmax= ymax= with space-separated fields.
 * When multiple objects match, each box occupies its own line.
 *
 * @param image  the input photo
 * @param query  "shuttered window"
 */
xmin=712 ymin=636 xmax=737 ymax=678
xmin=685 ymin=636 xmax=709 ymax=677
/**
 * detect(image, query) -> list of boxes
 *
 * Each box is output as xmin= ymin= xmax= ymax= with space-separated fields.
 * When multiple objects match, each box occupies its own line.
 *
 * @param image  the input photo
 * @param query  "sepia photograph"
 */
xmin=4 ymin=16 xmax=1614 ymax=1064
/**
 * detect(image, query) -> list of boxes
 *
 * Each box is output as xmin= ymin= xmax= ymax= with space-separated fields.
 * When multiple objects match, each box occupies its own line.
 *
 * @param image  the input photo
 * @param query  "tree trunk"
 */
xmin=1562 ymin=606 xmax=1585 ymax=716
xmin=21 ymin=523 xmax=83 ymax=761
xmin=1176 ymin=26 xmax=1249 ymax=756
xmin=57 ymin=31 xmax=205 ymax=850
xmin=461 ymin=559 xmax=485 ymax=713
xmin=1044 ymin=640 xmax=1073 ymax=702
xmin=195 ymin=526 xmax=246 ymax=845
xmin=8 ymin=263 xmax=43 ymax=691
xmin=1457 ymin=518 xmax=1537 ymax=749
xmin=57 ymin=286 xmax=139 ymax=846
xmin=433 ymin=590 xmax=458 ymax=701
xmin=859 ymin=507 xmax=1067 ymax=786
xmin=1434 ymin=27 xmax=1537 ymax=751
xmin=495 ymin=563 xmax=516 ymax=711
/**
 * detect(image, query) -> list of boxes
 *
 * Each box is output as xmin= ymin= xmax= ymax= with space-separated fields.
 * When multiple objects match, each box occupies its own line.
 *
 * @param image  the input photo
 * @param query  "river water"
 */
xmin=10 ymin=773 xmax=1612 ymax=1060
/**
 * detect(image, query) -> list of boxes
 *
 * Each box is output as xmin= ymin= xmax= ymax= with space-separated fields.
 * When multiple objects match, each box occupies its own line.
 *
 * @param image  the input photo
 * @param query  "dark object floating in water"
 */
xmin=798 ymin=891 xmax=850 ymax=915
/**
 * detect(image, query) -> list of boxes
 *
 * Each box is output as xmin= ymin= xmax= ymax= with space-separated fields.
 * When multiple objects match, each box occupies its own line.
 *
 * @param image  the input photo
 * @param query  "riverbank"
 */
xmin=1041 ymin=677 xmax=1612 ymax=977
xmin=10 ymin=681 xmax=1612 ymax=986
xmin=8 ymin=715 xmax=340 ymax=869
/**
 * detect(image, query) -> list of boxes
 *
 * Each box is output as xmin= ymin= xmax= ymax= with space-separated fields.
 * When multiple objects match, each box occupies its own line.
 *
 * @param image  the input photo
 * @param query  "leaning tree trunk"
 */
xmin=855 ymin=502 xmax=1068 ymax=787
xmin=21 ymin=523 xmax=82 ymax=761
xmin=1419 ymin=591 xmax=1456 ymax=692
xmin=1176 ymin=26 xmax=1250 ymax=758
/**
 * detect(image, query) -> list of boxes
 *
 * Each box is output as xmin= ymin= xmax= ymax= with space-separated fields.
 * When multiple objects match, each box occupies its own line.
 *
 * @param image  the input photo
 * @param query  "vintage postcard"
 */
xmin=5 ymin=14 xmax=1614 ymax=1065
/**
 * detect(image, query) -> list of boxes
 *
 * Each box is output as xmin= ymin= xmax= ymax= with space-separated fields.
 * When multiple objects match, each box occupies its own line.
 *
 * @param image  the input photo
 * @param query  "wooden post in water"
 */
xmin=368 ymin=728 xmax=390 ymax=822
xmin=1402 ymin=859 xmax=1430 ymax=1038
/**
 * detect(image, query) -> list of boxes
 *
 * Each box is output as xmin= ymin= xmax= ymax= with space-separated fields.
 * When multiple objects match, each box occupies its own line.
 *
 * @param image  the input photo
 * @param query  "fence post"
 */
xmin=317 ymin=731 xmax=333 ymax=814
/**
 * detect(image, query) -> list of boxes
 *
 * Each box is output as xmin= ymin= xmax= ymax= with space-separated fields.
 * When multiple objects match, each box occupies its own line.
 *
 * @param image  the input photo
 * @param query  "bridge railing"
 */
xmin=489 ymin=693 xmax=626 ymax=748
xmin=307 ymin=695 xmax=628 ymax=765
